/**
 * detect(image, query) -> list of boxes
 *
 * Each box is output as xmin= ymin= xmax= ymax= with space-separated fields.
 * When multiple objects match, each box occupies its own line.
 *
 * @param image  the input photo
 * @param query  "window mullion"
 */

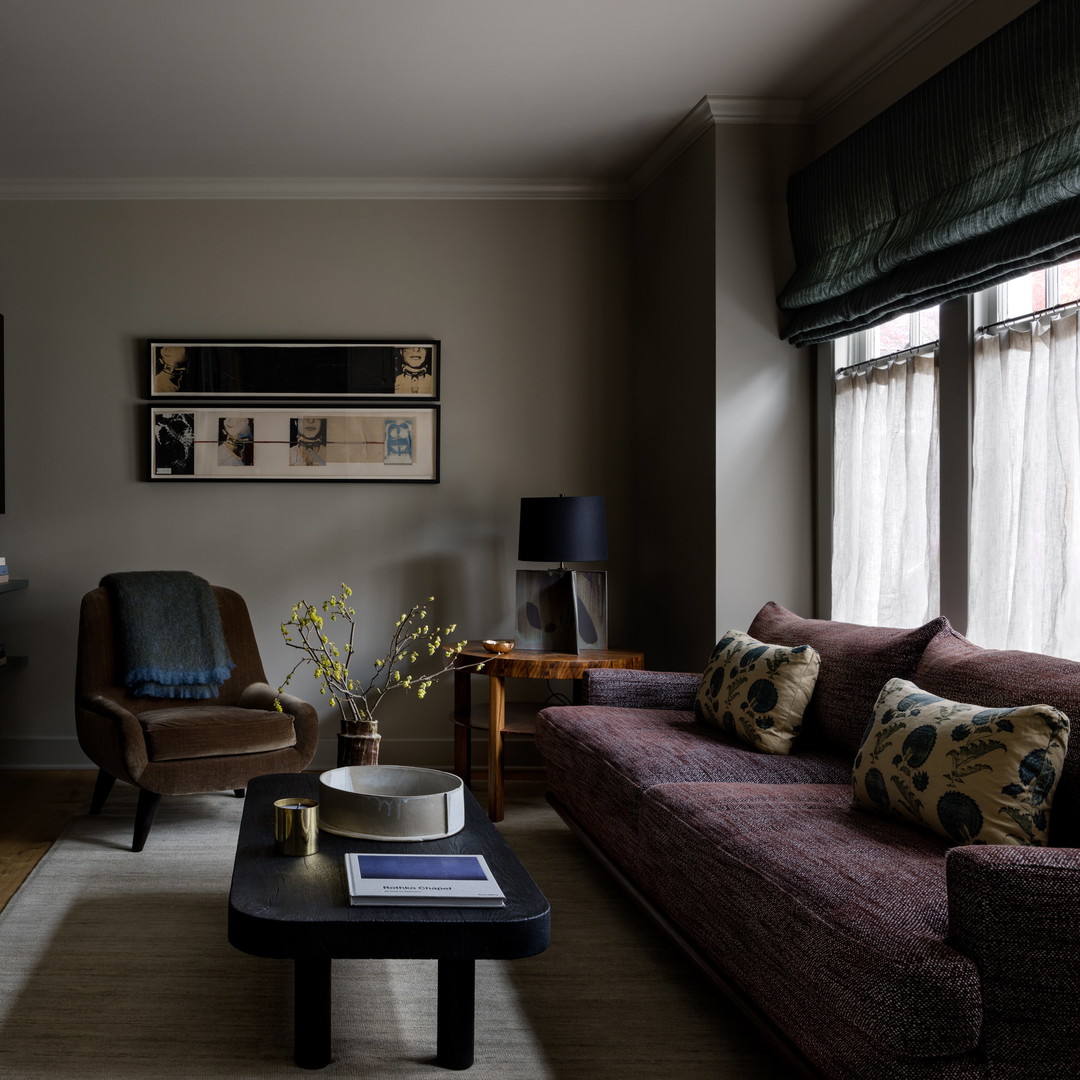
xmin=937 ymin=295 xmax=974 ymax=633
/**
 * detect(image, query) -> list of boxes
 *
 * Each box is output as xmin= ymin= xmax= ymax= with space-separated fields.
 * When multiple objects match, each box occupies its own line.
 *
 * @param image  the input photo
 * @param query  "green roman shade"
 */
xmin=778 ymin=0 xmax=1080 ymax=347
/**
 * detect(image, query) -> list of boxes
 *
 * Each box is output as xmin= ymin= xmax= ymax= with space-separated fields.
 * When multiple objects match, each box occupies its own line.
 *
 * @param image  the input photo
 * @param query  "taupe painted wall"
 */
xmin=0 ymin=128 xmax=817 ymax=767
xmin=630 ymin=122 xmax=814 ymax=673
xmin=631 ymin=132 xmax=718 ymax=672
xmin=0 ymin=198 xmax=633 ymax=768
xmin=713 ymin=123 xmax=814 ymax=633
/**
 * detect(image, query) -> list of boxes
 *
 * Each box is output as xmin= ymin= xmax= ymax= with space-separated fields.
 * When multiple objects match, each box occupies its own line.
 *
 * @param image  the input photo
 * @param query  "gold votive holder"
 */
xmin=273 ymin=797 xmax=319 ymax=856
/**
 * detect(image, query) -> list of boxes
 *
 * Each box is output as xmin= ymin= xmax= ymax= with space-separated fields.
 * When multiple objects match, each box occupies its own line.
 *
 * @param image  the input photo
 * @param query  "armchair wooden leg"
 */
xmin=90 ymin=769 xmax=116 ymax=815
xmin=132 ymin=789 xmax=162 ymax=852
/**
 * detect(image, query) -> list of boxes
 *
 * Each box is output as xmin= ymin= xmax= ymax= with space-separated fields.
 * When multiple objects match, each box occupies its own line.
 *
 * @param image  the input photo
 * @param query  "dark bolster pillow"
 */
xmin=747 ymin=601 xmax=949 ymax=754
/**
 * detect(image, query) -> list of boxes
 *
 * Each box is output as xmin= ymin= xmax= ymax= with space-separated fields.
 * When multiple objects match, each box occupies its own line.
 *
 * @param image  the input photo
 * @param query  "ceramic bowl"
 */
xmin=317 ymin=765 xmax=465 ymax=841
xmin=482 ymin=638 xmax=516 ymax=653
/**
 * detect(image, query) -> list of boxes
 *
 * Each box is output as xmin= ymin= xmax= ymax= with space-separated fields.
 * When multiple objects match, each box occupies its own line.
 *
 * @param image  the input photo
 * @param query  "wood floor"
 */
xmin=0 ymin=770 xmax=98 ymax=912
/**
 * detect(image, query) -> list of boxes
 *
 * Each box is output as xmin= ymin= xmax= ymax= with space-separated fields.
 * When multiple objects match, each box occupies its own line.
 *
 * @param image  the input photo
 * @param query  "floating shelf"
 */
xmin=0 ymin=578 xmax=29 ymax=668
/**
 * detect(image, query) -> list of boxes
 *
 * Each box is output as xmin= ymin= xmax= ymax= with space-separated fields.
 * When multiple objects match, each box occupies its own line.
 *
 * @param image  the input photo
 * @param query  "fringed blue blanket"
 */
xmin=101 ymin=571 xmax=235 ymax=699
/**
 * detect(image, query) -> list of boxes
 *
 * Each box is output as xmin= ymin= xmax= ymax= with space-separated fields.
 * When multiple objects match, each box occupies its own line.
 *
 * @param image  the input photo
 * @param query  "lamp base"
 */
xmin=515 ymin=569 xmax=607 ymax=652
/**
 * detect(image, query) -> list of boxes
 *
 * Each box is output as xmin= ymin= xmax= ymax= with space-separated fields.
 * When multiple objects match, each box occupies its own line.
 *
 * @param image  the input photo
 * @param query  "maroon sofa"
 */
xmin=535 ymin=602 xmax=1080 ymax=1080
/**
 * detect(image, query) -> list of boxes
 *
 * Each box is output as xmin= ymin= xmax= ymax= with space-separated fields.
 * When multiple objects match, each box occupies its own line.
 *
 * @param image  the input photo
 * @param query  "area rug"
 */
xmin=0 ymin=783 xmax=785 ymax=1079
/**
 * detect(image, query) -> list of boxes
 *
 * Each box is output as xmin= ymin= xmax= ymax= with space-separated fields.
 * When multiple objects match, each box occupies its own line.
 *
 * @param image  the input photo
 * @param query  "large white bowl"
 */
xmin=317 ymin=765 xmax=466 ymax=841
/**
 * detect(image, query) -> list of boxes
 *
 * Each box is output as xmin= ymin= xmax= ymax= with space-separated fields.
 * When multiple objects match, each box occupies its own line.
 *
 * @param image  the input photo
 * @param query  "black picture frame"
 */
xmin=150 ymin=404 xmax=440 ymax=482
xmin=148 ymin=339 xmax=440 ymax=400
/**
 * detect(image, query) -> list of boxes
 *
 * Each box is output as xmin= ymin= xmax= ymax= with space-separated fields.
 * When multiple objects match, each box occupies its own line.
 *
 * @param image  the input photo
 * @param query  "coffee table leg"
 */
xmin=436 ymin=958 xmax=475 ymax=1069
xmin=294 ymin=951 xmax=333 ymax=1069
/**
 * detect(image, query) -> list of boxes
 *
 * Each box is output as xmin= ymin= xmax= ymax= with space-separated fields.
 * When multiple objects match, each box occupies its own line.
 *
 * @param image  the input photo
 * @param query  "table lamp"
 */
xmin=516 ymin=495 xmax=608 ymax=652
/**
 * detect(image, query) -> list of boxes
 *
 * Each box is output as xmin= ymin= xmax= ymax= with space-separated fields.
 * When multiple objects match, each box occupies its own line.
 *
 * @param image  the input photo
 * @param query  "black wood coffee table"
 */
xmin=228 ymin=773 xmax=550 ymax=1070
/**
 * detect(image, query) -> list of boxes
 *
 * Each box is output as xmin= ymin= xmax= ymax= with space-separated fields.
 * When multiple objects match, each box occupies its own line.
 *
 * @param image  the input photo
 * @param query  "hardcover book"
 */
xmin=345 ymin=852 xmax=506 ymax=908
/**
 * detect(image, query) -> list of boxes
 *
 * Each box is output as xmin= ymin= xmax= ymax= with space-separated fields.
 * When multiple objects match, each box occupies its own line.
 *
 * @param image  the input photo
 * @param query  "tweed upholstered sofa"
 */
xmin=535 ymin=602 xmax=1080 ymax=1080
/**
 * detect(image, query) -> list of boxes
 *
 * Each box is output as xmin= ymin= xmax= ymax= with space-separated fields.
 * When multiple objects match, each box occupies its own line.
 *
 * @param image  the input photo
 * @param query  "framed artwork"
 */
xmin=148 ymin=340 xmax=439 ymax=399
xmin=150 ymin=405 xmax=439 ymax=482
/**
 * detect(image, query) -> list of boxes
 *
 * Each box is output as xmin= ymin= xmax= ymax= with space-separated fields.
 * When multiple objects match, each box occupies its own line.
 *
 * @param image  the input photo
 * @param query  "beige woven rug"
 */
xmin=0 ymin=782 xmax=785 ymax=1079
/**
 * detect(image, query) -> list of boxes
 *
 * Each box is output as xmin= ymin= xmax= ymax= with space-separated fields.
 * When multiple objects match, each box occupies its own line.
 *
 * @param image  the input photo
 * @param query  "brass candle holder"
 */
xmin=273 ymin=797 xmax=319 ymax=856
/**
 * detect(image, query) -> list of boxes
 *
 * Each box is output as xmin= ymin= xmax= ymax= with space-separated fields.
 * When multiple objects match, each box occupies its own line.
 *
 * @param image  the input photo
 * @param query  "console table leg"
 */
xmin=487 ymin=675 xmax=506 ymax=821
xmin=294 ymin=951 xmax=333 ymax=1069
xmin=436 ymin=957 xmax=475 ymax=1069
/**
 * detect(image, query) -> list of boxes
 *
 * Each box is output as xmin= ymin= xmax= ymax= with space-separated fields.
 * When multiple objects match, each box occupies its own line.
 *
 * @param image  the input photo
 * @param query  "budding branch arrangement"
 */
xmin=277 ymin=584 xmax=480 ymax=738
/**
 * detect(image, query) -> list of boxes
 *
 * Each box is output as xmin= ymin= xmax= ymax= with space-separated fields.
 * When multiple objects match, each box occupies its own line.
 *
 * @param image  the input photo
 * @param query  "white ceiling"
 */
xmin=0 ymin=0 xmax=986 ymax=189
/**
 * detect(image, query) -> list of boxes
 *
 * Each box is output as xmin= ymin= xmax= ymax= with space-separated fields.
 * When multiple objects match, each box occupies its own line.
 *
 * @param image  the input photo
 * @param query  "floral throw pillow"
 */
xmin=852 ymin=677 xmax=1071 ymax=845
xmin=694 ymin=630 xmax=821 ymax=755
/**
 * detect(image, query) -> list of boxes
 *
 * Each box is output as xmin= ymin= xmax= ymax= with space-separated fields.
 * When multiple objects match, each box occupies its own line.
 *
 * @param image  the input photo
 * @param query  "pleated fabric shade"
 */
xmin=778 ymin=0 xmax=1080 ymax=347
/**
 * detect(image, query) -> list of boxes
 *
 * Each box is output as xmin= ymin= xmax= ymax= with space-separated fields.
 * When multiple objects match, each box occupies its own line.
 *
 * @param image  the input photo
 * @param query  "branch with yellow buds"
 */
xmin=277 ymin=584 xmax=481 ymax=737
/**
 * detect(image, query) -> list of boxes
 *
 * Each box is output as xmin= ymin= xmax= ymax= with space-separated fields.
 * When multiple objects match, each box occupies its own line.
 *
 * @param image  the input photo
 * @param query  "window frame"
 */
xmin=815 ymin=296 xmax=973 ymax=630
xmin=816 ymin=259 xmax=1080 ymax=632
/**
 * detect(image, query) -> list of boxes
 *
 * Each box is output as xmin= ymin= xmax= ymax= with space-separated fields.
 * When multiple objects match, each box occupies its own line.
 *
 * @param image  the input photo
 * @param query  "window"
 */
xmin=967 ymin=258 xmax=1080 ymax=656
xmin=830 ymin=305 xmax=940 ymax=627
xmin=868 ymin=308 xmax=941 ymax=362
xmin=823 ymin=257 xmax=1080 ymax=659
xmin=998 ymin=260 xmax=1080 ymax=322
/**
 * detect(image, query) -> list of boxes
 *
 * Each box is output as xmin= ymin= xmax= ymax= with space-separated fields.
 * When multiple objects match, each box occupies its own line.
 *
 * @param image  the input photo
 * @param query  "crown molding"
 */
xmin=629 ymin=95 xmax=806 ymax=193
xmin=0 ymin=176 xmax=632 ymax=201
xmin=0 ymin=0 xmax=993 ymax=205
xmin=805 ymin=0 xmax=980 ymax=121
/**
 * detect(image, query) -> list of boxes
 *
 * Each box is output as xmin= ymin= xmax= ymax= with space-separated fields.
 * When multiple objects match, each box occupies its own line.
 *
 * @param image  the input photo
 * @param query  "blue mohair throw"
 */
xmin=101 ymin=571 xmax=236 ymax=699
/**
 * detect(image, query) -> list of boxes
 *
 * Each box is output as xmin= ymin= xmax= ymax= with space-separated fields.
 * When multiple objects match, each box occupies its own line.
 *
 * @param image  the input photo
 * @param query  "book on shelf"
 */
xmin=344 ymin=852 xmax=506 ymax=908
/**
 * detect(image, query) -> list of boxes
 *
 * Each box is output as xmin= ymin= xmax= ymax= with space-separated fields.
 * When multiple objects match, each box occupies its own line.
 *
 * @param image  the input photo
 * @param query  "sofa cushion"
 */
xmin=138 ymin=705 xmax=297 ymax=762
xmin=536 ymin=704 xmax=849 ymax=870
xmin=747 ymin=602 xmax=949 ymax=755
xmin=636 ymin=782 xmax=982 ymax=1064
xmin=852 ymin=678 xmax=1069 ymax=846
xmin=694 ymin=630 xmax=820 ymax=754
xmin=915 ymin=625 xmax=1080 ymax=845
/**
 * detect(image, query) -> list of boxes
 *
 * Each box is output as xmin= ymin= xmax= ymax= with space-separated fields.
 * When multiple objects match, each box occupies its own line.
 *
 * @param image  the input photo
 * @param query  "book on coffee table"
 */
xmin=345 ymin=852 xmax=506 ymax=907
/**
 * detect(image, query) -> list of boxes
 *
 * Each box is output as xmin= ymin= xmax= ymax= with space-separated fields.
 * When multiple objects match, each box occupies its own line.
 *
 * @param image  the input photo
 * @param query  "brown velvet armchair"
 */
xmin=75 ymin=583 xmax=319 ymax=851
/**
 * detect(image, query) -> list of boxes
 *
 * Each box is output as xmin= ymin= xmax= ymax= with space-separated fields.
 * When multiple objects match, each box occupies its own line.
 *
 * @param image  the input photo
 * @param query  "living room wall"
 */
xmin=0 ymin=197 xmax=634 ymax=768
xmin=631 ymin=120 xmax=814 ymax=672
xmin=0 ymin=122 xmax=815 ymax=769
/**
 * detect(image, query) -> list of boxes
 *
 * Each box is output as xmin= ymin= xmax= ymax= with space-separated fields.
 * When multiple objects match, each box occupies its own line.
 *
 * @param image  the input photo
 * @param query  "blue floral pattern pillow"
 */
xmin=852 ymin=677 xmax=1071 ymax=845
xmin=694 ymin=630 xmax=821 ymax=755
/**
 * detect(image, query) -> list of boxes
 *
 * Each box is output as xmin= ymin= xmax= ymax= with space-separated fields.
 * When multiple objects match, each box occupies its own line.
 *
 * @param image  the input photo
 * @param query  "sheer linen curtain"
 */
xmin=832 ymin=351 xmax=940 ymax=627
xmin=969 ymin=312 xmax=1080 ymax=657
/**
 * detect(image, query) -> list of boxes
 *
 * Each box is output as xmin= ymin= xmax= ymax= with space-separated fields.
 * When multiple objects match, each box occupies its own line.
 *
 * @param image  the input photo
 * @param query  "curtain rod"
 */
xmin=977 ymin=298 xmax=1080 ymax=334
xmin=835 ymin=340 xmax=939 ymax=379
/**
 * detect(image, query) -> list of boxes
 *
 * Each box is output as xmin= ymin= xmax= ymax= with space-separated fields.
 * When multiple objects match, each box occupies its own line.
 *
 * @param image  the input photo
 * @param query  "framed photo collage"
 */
xmin=147 ymin=340 xmax=440 ymax=483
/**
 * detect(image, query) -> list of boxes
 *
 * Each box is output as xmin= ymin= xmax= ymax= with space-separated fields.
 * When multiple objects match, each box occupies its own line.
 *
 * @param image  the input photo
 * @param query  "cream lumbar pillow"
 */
xmin=852 ymin=677 xmax=1071 ymax=846
xmin=694 ymin=629 xmax=821 ymax=755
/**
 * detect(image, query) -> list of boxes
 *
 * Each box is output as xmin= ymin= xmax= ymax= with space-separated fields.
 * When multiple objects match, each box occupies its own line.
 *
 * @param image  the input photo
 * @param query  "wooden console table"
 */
xmin=452 ymin=642 xmax=644 ymax=821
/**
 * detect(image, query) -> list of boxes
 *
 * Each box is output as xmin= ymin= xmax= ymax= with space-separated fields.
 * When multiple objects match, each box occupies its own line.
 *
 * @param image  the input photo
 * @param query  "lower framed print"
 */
xmin=150 ymin=405 xmax=439 ymax=482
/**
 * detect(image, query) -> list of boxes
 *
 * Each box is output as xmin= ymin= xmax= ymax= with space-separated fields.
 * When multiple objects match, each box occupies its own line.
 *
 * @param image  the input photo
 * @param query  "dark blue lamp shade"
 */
xmin=517 ymin=496 xmax=608 ymax=565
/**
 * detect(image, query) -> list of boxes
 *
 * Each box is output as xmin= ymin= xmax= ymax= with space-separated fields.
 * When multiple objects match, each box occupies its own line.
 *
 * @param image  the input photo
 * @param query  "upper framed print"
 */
xmin=148 ymin=340 xmax=439 ymax=399
xmin=150 ymin=405 xmax=439 ymax=482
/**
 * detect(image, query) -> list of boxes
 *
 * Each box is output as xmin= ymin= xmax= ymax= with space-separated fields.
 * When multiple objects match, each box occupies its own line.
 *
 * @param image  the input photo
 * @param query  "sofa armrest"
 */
xmin=582 ymin=668 xmax=701 ymax=709
xmin=947 ymin=844 xmax=1080 ymax=1071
